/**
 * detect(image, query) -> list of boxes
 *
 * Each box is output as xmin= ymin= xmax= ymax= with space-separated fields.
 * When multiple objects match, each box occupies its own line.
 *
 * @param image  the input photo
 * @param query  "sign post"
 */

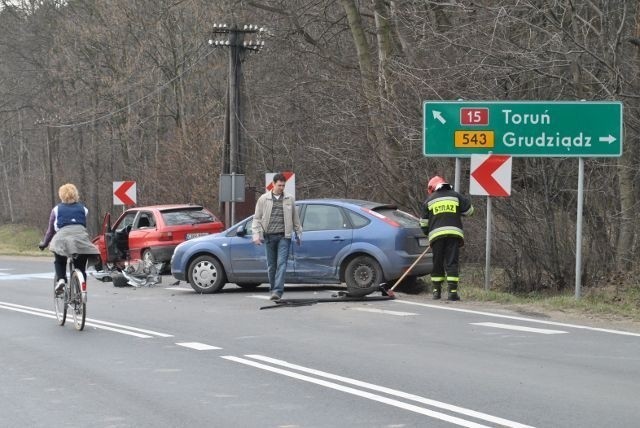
xmin=424 ymin=100 xmax=624 ymax=299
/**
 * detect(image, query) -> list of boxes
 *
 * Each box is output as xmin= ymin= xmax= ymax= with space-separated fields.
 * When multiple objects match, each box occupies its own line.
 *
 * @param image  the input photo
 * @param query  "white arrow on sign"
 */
xmin=432 ymin=110 xmax=446 ymax=124
xmin=598 ymin=135 xmax=616 ymax=144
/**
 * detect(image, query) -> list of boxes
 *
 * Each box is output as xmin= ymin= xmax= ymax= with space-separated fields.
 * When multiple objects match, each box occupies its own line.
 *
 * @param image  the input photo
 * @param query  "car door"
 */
xmin=293 ymin=204 xmax=353 ymax=280
xmin=228 ymin=218 xmax=273 ymax=282
xmin=111 ymin=211 xmax=137 ymax=260
xmin=99 ymin=212 xmax=119 ymax=263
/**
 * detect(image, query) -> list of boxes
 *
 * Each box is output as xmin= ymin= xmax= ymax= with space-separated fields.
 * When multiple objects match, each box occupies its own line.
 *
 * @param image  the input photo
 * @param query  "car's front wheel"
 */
xmin=345 ymin=255 xmax=383 ymax=296
xmin=188 ymin=255 xmax=227 ymax=294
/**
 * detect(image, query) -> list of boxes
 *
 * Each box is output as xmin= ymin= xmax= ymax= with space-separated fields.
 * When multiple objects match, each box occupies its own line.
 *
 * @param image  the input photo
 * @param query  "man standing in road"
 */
xmin=420 ymin=175 xmax=474 ymax=301
xmin=253 ymin=173 xmax=302 ymax=301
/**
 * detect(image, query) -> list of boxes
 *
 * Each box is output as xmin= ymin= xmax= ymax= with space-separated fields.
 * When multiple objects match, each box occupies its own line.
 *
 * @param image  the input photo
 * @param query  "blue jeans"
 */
xmin=264 ymin=234 xmax=290 ymax=296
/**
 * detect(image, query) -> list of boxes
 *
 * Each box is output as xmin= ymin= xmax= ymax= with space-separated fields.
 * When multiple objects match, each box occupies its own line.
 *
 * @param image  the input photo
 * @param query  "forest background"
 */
xmin=1 ymin=0 xmax=639 ymax=295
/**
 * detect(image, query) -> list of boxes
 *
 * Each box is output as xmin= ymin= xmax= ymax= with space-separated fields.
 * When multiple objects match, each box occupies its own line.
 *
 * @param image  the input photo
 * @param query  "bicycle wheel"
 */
xmin=53 ymin=276 xmax=67 ymax=326
xmin=70 ymin=270 xmax=86 ymax=331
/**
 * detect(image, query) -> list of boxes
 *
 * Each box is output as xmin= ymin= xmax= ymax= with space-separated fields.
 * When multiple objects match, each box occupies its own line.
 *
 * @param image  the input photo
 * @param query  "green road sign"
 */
xmin=423 ymin=101 xmax=623 ymax=157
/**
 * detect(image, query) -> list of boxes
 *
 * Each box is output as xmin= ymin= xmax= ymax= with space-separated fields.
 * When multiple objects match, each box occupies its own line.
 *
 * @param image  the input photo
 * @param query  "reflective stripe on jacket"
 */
xmin=421 ymin=187 xmax=473 ymax=243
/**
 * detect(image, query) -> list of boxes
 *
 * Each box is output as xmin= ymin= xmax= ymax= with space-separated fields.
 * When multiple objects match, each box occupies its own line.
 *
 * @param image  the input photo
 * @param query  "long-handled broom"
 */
xmin=383 ymin=244 xmax=431 ymax=298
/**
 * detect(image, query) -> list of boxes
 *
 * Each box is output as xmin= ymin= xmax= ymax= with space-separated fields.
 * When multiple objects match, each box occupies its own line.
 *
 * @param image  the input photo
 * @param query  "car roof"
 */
xmin=297 ymin=198 xmax=397 ymax=210
xmin=127 ymin=204 xmax=205 ymax=211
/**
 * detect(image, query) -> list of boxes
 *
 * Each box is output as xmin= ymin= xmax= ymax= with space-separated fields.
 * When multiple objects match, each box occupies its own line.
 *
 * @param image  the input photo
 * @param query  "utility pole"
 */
xmin=209 ymin=23 xmax=266 ymax=226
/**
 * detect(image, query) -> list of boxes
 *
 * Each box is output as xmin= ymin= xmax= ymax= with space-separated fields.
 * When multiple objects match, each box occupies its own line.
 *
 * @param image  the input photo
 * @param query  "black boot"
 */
xmin=447 ymin=282 xmax=460 ymax=301
xmin=432 ymin=283 xmax=442 ymax=300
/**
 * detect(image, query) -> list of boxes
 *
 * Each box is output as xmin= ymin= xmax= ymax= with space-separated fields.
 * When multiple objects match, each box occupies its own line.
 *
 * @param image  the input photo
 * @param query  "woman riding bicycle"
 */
xmin=39 ymin=183 xmax=100 ymax=294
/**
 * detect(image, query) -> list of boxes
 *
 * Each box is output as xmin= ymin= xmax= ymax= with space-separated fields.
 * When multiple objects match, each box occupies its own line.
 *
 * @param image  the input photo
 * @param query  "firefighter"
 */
xmin=420 ymin=176 xmax=474 ymax=300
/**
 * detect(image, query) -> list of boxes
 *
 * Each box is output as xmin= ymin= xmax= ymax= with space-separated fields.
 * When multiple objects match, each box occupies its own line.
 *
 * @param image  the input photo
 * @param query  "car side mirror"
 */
xmin=236 ymin=225 xmax=246 ymax=237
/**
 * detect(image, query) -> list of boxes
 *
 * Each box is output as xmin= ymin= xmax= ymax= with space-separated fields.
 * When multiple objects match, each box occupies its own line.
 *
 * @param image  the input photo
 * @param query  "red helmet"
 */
xmin=427 ymin=175 xmax=447 ymax=194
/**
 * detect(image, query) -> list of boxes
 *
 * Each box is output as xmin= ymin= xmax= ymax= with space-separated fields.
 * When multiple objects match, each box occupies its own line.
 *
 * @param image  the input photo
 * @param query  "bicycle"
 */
xmin=53 ymin=254 xmax=87 ymax=331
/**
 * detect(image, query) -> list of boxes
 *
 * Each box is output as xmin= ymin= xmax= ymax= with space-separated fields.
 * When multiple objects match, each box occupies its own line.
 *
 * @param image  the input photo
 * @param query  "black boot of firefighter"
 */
xmin=447 ymin=282 xmax=460 ymax=301
xmin=432 ymin=283 xmax=442 ymax=300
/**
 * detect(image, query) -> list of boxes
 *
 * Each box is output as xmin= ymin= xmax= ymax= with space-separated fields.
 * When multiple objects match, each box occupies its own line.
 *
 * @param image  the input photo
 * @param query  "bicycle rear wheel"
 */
xmin=53 ymin=276 xmax=67 ymax=326
xmin=70 ymin=270 xmax=86 ymax=331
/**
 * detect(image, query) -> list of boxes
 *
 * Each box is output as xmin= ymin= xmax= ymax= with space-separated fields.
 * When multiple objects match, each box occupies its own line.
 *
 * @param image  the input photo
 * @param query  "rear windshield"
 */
xmin=375 ymin=208 xmax=420 ymax=228
xmin=161 ymin=209 xmax=216 ymax=226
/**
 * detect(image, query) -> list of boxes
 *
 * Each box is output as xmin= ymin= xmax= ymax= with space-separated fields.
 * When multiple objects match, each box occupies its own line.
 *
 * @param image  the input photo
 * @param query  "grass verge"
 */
xmin=461 ymin=281 xmax=640 ymax=323
xmin=0 ymin=224 xmax=46 ymax=256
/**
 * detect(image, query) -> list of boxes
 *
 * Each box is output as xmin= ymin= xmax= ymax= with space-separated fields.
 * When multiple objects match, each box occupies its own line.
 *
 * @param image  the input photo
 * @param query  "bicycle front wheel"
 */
xmin=53 ymin=276 xmax=67 ymax=326
xmin=70 ymin=270 xmax=86 ymax=331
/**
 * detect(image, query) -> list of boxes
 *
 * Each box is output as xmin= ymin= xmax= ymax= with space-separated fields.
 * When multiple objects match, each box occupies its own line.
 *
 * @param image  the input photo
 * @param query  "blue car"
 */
xmin=170 ymin=199 xmax=432 ymax=294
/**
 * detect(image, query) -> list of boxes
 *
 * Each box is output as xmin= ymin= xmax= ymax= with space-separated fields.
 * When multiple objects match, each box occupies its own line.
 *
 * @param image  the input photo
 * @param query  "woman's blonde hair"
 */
xmin=58 ymin=183 xmax=79 ymax=204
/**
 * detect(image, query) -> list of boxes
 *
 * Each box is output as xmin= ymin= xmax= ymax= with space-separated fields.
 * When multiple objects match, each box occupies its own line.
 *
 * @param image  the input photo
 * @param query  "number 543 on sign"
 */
xmin=455 ymin=131 xmax=495 ymax=148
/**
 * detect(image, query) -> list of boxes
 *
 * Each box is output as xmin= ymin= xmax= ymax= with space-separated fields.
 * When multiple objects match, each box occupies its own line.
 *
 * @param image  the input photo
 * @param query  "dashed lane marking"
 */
xmin=395 ymin=300 xmax=640 ymax=337
xmin=176 ymin=342 xmax=222 ymax=351
xmin=471 ymin=322 xmax=567 ymax=335
xmin=350 ymin=307 xmax=417 ymax=316
xmin=0 ymin=272 xmax=54 ymax=280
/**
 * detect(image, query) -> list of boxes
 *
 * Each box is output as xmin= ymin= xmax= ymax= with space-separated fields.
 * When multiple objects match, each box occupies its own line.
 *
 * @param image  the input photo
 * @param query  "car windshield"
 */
xmin=162 ymin=209 xmax=215 ymax=226
xmin=375 ymin=208 xmax=420 ymax=228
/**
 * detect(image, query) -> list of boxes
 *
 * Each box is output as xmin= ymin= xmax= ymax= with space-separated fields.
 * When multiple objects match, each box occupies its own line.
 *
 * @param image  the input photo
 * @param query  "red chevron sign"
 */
xmin=470 ymin=155 xmax=512 ymax=196
xmin=113 ymin=181 xmax=136 ymax=205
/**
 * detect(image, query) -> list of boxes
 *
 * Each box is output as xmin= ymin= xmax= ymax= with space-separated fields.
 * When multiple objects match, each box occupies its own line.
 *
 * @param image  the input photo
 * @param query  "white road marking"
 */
xmin=350 ymin=307 xmax=417 ymax=316
xmin=164 ymin=287 xmax=193 ymax=292
xmin=0 ymin=301 xmax=172 ymax=338
xmin=0 ymin=272 xmax=54 ymax=280
xmin=249 ymin=295 xmax=270 ymax=300
xmin=224 ymin=355 xmax=534 ymax=428
xmin=394 ymin=300 xmax=640 ymax=337
xmin=176 ymin=342 xmax=222 ymax=351
xmin=471 ymin=322 xmax=567 ymax=335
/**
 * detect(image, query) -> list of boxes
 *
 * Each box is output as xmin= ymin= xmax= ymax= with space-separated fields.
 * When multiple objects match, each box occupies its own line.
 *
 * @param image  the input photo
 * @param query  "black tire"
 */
xmin=70 ymin=270 xmax=86 ymax=331
xmin=392 ymin=275 xmax=427 ymax=294
xmin=235 ymin=282 xmax=262 ymax=290
xmin=188 ymin=255 xmax=227 ymax=294
xmin=53 ymin=276 xmax=67 ymax=326
xmin=344 ymin=255 xmax=383 ymax=295
xmin=112 ymin=272 xmax=131 ymax=288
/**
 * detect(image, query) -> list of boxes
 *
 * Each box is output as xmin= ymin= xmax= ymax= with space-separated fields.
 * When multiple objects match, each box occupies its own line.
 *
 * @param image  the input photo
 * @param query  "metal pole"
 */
xmin=575 ymin=157 xmax=584 ymax=299
xmin=229 ymin=28 xmax=238 ymax=176
xmin=229 ymin=27 xmax=240 ymax=226
xmin=454 ymin=158 xmax=461 ymax=191
xmin=231 ymin=172 xmax=236 ymax=226
xmin=485 ymin=195 xmax=492 ymax=291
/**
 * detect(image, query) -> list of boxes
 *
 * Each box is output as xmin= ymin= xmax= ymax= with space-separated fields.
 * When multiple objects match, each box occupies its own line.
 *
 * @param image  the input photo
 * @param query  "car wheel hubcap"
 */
xmin=353 ymin=264 xmax=374 ymax=287
xmin=193 ymin=261 xmax=217 ymax=288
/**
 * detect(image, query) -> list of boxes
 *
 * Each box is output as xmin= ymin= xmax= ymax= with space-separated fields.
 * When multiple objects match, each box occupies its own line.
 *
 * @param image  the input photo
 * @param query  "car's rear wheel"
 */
xmin=142 ymin=248 xmax=167 ymax=274
xmin=235 ymin=282 xmax=261 ymax=290
xmin=188 ymin=255 xmax=227 ymax=294
xmin=142 ymin=249 xmax=154 ymax=264
xmin=345 ymin=255 xmax=383 ymax=295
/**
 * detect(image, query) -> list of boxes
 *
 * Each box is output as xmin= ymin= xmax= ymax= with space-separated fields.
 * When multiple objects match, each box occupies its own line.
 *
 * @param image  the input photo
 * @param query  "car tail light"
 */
xmin=159 ymin=232 xmax=173 ymax=241
xmin=362 ymin=208 xmax=400 ymax=227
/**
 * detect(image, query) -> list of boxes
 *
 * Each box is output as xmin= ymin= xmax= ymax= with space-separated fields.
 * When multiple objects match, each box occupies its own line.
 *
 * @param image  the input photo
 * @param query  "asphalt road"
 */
xmin=1 ymin=255 xmax=640 ymax=428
